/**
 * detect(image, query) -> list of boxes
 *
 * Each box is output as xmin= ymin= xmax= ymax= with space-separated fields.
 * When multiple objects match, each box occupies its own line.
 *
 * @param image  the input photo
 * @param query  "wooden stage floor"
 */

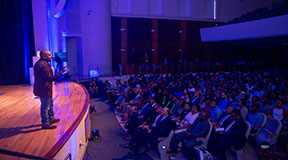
xmin=0 ymin=82 xmax=89 ymax=159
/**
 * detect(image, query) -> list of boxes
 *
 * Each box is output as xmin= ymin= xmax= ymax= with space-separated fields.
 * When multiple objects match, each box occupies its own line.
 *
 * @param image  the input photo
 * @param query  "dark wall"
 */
xmin=111 ymin=17 xmax=216 ymax=66
xmin=127 ymin=18 xmax=152 ymax=64
xmin=111 ymin=17 xmax=287 ymax=71
xmin=158 ymin=19 xmax=180 ymax=63
xmin=111 ymin=17 xmax=121 ymax=71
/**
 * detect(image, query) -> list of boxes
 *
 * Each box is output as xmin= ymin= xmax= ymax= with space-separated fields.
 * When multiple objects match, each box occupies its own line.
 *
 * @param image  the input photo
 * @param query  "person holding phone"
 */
xmin=33 ymin=50 xmax=67 ymax=129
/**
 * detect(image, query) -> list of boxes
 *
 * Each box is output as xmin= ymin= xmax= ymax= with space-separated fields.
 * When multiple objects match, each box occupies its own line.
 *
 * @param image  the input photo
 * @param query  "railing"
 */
xmin=120 ymin=62 xmax=268 ymax=75
xmin=0 ymin=148 xmax=53 ymax=160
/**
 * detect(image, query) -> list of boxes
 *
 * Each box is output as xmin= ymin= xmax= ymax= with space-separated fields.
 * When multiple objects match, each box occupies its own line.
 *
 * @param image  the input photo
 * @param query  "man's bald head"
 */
xmin=40 ymin=50 xmax=52 ymax=62
xmin=161 ymin=108 xmax=170 ymax=117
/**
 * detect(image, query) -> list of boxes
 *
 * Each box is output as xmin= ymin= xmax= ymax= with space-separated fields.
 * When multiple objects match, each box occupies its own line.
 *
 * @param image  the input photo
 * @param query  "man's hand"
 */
xmin=147 ymin=128 xmax=152 ymax=133
xmin=184 ymin=131 xmax=191 ymax=136
xmin=143 ymin=125 xmax=149 ymax=129
xmin=216 ymin=131 xmax=224 ymax=135
xmin=61 ymin=66 xmax=69 ymax=73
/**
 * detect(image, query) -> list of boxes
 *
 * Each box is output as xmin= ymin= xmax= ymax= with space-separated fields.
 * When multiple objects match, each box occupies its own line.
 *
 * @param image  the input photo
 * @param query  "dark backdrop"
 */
xmin=0 ymin=0 xmax=35 ymax=85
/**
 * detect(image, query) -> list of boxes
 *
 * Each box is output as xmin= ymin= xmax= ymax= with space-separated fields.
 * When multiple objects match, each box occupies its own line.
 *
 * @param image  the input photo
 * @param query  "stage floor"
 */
xmin=0 ymin=82 xmax=89 ymax=159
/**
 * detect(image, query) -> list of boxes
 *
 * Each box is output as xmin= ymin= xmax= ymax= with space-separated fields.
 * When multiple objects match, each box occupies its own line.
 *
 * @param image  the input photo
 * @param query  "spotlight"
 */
xmin=92 ymin=129 xmax=99 ymax=137
xmin=90 ymin=105 xmax=96 ymax=113
xmin=89 ymin=129 xmax=101 ymax=142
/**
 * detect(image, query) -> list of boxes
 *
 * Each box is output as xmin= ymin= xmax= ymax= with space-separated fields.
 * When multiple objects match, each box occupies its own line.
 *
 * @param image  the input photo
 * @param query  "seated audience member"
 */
xmin=89 ymin=78 xmax=98 ymax=96
xmin=125 ymin=96 xmax=156 ymax=137
xmin=169 ymin=95 xmax=180 ymax=116
xmin=168 ymin=111 xmax=210 ymax=159
xmin=270 ymin=100 xmax=288 ymax=121
xmin=104 ymin=80 xmax=113 ymax=101
xmin=190 ymin=91 xmax=200 ymax=105
xmin=283 ymin=96 xmax=288 ymax=111
xmin=216 ymin=106 xmax=234 ymax=128
xmin=112 ymin=79 xmax=122 ymax=99
xmin=277 ymin=116 xmax=288 ymax=159
xmin=208 ymin=106 xmax=234 ymax=154
xmin=259 ymin=96 xmax=273 ymax=115
xmin=228 ymin=96 xmax=237 ymax=109
xmin=200 ymin=98 xmax=211 ymax=114
xmin=237 ymin=99 xmax=249 ymax=119
xmin=161 ymin=89 xmax=170 ymax=107
xmin=247 ymin=103 xmax=264 ymax=134
xmin=209 ymin=100 xmax=222 ymax=123
xmin=122 ymin=88 xmax=143 ymax=113
xmin=180 ymin=89 xmax=190 ymax=103
xmin=216 ymin=109 xmax=247 ymax=160
xmin=176 ymin=104 xmax=199 ymax=133
xmin=115 ymin=81 xmax=130 ymax=110
xmin=218 ymin=92 xmax=229 ymax=112
xmin=173 ymin=102 xmax=190 ymax=122
xmin=128 ymin=108 xmax=172 ymax=156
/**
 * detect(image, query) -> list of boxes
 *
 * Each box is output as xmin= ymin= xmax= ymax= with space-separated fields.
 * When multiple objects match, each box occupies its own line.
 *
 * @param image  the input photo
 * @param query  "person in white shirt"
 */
xmin=175 ymin=104 xmax=199 ymax=133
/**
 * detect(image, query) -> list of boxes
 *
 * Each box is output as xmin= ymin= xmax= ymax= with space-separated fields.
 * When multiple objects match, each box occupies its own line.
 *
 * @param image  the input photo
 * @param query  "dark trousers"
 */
xmin=132 ymin=127 xmax=158 ymax=153
xmin=170 ymin=132 xmax=198 ymax=159
xmin=127 ymin=114 xmax=143 ymax=135
xmin=217 ymin=136 xmax=245 ymax=160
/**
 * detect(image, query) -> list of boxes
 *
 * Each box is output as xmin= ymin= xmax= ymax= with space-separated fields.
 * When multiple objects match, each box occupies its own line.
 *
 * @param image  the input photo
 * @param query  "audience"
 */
xmin=102 ymin=70 xmax=288 ymax=159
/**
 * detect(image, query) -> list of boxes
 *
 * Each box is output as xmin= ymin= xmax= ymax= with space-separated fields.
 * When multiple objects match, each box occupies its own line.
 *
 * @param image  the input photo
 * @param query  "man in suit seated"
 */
xmin=124 ymin=96 xmax=157 ymax=137
xmin=168 ymin=111 xmax=210 ymax=160
xmin=128 ymin=108 xmax=172 ymax=156
xmin=216 ymin=109 xmax=247 ymax=160
xmin=208 ymin=106 xmax=234 ymax=154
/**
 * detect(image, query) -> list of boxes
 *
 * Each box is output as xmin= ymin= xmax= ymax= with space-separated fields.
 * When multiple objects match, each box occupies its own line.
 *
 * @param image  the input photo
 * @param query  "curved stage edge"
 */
xmin=0 ymin=82 xmax=90 ymax=160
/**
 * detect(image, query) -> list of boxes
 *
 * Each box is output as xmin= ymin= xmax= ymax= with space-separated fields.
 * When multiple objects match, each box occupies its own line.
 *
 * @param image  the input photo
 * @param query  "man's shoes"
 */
xmin=122 ymin=131 xmax=129 ymax=135
xmin=120 ymin=143 xmax=132 ymax=148
xmin=167 ymin=150 xmax=177 ymax=154
xmin=128 ymin=151 xmax=139 ymax=156
xmin=49 ymin=119 xmax=60 ymax=125
xmin=169 ymin=154 xmax=176 ymax=160
xmin=42 ymin=124 xmax=57 ymax=129
xmin=124 ymin=136 xmax=132 ymax=141
xmin=139 ymin=147 xmax=147 ymax=154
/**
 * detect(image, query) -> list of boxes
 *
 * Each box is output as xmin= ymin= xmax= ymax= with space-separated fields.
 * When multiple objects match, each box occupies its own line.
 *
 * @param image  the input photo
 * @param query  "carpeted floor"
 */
xmin=84 ymin=97 xmax=153 ymax=160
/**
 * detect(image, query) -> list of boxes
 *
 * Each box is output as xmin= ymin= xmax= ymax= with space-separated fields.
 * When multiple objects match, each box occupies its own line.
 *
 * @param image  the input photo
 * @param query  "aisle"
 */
xmin=84 ymin=98 xmax=153 ymax=160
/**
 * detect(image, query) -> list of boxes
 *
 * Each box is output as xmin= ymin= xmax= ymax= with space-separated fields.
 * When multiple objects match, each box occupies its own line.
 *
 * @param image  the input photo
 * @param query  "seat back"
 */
xmin=269 ymin=118 xmax=282 ymax=145
xmin=260 ymin=113 xmax=267 ymax=128
xmin=242 ymin=107 xmax=249 ymax=120
xmin=256 ymin=118 xmax=282 ymax=145
xmin=158 ymin=130 xmax=175 ymax=160
xmin=235 ymin=121 xmax=251 ymax=160
xmin=245 ymin=120 xmax=251 ymax=139
xmin=200 ymin=120 xmax=213 ymax=149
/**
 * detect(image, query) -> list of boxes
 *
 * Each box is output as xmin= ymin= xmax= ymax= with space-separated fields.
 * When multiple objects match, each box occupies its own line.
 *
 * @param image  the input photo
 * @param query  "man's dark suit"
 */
xmin=132 ymin=115 xmax=172 ymax=153
xmin=217 ymin=118 xmax=247 ymax=160
xmin=208 ymin=113 xmax=233 ymax=154
xmin=170 ymin=118 xmax=210 ymax=159
xmin=127 ymin=102 xmax=153 ymax=134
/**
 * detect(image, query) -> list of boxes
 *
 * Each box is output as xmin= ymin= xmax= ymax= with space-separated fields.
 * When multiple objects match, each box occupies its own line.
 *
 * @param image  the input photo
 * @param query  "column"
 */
xmin=121 ymin=18 xmax=128 ymax=74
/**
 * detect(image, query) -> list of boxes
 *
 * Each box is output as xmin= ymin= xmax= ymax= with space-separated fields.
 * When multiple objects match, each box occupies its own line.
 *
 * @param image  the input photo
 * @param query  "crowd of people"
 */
xmin=95 ymin=71 xmax=288 ymax=160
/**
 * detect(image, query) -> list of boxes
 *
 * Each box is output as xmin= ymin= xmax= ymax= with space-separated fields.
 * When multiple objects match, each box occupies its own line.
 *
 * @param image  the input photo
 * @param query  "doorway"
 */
xmin=66 ymin=37 xmax=83 ymax=80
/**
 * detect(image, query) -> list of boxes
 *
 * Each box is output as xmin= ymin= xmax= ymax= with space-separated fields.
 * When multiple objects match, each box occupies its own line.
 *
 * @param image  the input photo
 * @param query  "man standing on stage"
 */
xmin=33 ymin=50 xmax=67 ymax=129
